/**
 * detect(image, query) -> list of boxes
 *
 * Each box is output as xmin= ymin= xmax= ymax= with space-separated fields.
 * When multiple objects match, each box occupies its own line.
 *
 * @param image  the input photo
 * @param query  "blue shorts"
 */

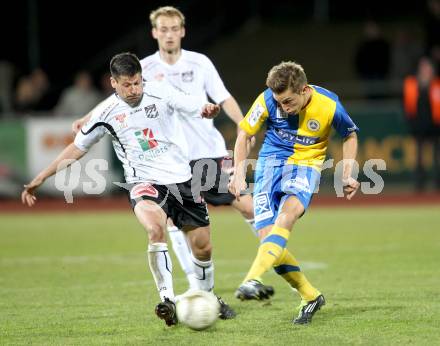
xmin=253 ymin=156 xmax=321 ymax=231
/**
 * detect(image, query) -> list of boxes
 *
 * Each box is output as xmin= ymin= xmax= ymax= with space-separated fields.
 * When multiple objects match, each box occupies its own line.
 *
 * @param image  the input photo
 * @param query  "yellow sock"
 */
xmin=274 ymin=249 xmax=320 ymax=301
xmin=243 ymin=226 xmax=290 ymax=283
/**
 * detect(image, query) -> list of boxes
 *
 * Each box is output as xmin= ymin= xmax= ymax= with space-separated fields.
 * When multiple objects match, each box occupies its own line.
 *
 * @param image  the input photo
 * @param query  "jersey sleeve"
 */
xmin=239 ymin=93 xmax=269 ymax=135
xmin=74 ymin=99 xmax=111 ymax=151
xmin=331 ymin=101 xmax=359 ymax=138
xmin=202 ymin=56 xmax=231 ymax=104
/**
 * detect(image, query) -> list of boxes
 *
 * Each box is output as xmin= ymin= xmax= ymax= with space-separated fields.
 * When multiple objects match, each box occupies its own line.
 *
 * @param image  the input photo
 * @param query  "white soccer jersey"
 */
xmin=140 ymin=49 xmax=230 ymax=160
xmin=74 ymin=81 xmax=205 ymax=185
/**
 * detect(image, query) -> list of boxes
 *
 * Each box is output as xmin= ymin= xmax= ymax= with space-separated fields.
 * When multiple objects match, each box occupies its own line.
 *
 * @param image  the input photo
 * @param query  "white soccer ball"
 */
xmin=176 ymin=290 xmax=220 ymax=330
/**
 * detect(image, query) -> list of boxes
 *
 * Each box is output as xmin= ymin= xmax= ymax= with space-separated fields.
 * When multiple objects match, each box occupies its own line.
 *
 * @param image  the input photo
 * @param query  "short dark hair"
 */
xmin=266 ymin=61 xmax=307 ymax=94
xmin=109 ymin=52 xmax=142 ymax=79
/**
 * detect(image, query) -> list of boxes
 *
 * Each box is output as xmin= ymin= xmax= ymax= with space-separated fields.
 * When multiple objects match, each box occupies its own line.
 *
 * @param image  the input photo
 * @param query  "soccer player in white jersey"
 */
xmin=21 ymin=52 xmax=235 ymax=326
xmin=72 ymin=6 xmax=255 ymax=291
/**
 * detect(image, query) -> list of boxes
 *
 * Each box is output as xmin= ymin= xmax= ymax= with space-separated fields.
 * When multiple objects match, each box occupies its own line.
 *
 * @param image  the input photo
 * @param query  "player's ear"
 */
xmin=152 ymin=28 xmax=158 ymax=40
xmin=110 ymin=77 xmax=117 ymax=89
xmin=181 ymin=26 xmax=186 ymax=39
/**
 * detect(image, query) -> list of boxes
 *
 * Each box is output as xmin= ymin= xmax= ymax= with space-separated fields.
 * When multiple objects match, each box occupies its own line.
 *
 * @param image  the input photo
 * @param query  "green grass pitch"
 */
xmin=1 ymin=206 xmax=439 ymax=345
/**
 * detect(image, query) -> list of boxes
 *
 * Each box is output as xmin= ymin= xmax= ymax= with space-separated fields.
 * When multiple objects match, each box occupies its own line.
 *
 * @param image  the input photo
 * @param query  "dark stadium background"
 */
xmin=2 ymin=0 xmax=425 ymax=95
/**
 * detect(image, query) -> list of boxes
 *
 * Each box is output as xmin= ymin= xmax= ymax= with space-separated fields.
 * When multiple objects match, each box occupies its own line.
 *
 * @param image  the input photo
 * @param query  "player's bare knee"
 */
xmin=146 ymin=223 xmax=166 ymax=243
xmin=192 ymin=243 xmax=212 ymax=261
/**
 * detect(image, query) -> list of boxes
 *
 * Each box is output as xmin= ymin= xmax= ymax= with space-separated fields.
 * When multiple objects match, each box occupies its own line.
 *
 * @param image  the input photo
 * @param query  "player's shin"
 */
xmin=274 ymin=249 xmax=320 ymax=301
xmin=167 ymin=225 xmax=199 ymax=289
xmin=147 ymin=243 xmax=175 ymax=302
xmin=243 ymin=226 xmax=290 ymax=282
xmin=191 ymin=253 xmax=214 ymax=292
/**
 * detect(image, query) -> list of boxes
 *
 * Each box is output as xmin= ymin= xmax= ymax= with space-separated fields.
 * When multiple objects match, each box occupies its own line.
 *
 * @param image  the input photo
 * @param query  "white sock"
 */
xmin=147 ymin=242 xmax=174 ymax=302
xmin=191 ymin=254 xmax=214 ymax=292
xmin=245 ymin=218 xmax=258 ymax=237
xmin=167 ymin=226 xmax=199 ymax=290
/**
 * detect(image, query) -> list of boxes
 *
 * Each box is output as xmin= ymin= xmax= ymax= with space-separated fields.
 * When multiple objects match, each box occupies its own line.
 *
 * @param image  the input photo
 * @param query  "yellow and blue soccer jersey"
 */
xmin=240 ymin=85 xmax=359 ymax=171
xmin=241 ymin=85 xmax=359 ymax=229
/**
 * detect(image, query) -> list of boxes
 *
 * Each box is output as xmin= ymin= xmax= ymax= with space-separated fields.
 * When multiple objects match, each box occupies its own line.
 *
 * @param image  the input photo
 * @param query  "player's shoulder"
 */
xmin=142 ymin=80 xmax=173 ymax=99
xmin=245 ymin=89 xmax=275 ymax=119
xmin=247 ymin=89 xmax=274 ymax=109
xmin=181 ymin=49 xmax=213 ymax=66
xmin=91 ymin=94 xmax=120 ymax=121
xmin=261 ymin=88 xmax=278 ymax=112
xmin=311 ymin=85 xmax=339 ymax=102
xmin=140 ymin=52 xmax=160 ymax=70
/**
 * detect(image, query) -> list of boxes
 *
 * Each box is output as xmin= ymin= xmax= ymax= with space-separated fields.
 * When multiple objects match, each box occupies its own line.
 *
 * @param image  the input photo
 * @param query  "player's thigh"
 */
xmin=275 ymin=195 xmax=305 ymax=230
xmin=134 ymin=200 xmax=167 ymax=242
xmin=231 ymin=194 xmax=254 ymax=219
xmin=253 ymin=158 xmax=283 ymax=230
xmin=280 ymin=165 xmax=321 ymax=211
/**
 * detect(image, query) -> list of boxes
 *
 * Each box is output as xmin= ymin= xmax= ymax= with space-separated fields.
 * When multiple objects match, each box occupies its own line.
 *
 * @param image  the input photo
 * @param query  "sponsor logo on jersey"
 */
xmin=138 ymin=144 xmax=170 ymax=160
xmin=254 ymin=192 xmax=274 ymax=223
xmin=247 ymin=103 xmax=265 ymax=127
xmin=307 ymin=119 xmax=320 ymax=132
xmin=284 ymin=176 xmax=312 ymax=193
xmin=135 ymin=128 xmax=158 ymax=151
xmin=130 ymin=108 xmax=142 ymax=115
xmin=115 ymin=113 xmax=128 ymax=129
xmin=181 ymin=70 xmax=194 ymax=82
xmin=275 ymin=128 xmax=319 ymax=146
xmin=130 ymin=182 xmax=159 ymax=199
xmin=115 ymin=113 xmax=126 ymax=123
xmin=144 ymin=104 xmax=159 ymax=118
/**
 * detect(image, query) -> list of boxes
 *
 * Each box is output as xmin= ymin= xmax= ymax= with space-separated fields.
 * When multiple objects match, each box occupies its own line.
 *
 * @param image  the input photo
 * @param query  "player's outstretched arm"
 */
xmin=221 ymin=96 xmax=256 ymax=152
xmin=342 ymin=132 xmax=360 ymax=200
xmin=229 ymin=129 xmax=251 ymax=200
xmin=21 ymin=143 xmax=86 ymax=207
xmin=221 ymin=96 xmax=243 ymax=125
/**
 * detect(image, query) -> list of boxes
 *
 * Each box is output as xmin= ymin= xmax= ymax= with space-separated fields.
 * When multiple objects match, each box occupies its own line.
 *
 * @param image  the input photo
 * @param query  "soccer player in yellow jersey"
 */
xmin=229 ymin=61 xmax=360 ymax=324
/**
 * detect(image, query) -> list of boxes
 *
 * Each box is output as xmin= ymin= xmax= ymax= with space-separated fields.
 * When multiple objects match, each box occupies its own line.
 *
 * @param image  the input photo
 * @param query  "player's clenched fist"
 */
xmin=201 ymin=103 xmax=220 ymax=119
xmin=228 ymin=173 xmax=247 ymax=201
xmin=342 ymin=177 xmax=360 ymax=200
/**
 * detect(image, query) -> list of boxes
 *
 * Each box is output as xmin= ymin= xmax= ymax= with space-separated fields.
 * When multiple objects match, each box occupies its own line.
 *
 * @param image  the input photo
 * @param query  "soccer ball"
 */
xmin=176 ymin=290 xmax=220 ymax=330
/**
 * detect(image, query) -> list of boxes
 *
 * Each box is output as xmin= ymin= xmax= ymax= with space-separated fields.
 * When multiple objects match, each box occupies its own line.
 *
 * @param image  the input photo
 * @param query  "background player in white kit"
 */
xmin=72 ymin=6 xmax=255 ymax=291
xmin=22 ymin=52 xmax=235 ymax=326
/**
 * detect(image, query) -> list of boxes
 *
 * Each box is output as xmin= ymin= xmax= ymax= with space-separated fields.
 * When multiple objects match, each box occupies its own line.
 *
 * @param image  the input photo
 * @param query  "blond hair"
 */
xmin=266 ymin=61 xmax=307 ymax=94
xmin=149 ymin=6 xmax=185 ymax=28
